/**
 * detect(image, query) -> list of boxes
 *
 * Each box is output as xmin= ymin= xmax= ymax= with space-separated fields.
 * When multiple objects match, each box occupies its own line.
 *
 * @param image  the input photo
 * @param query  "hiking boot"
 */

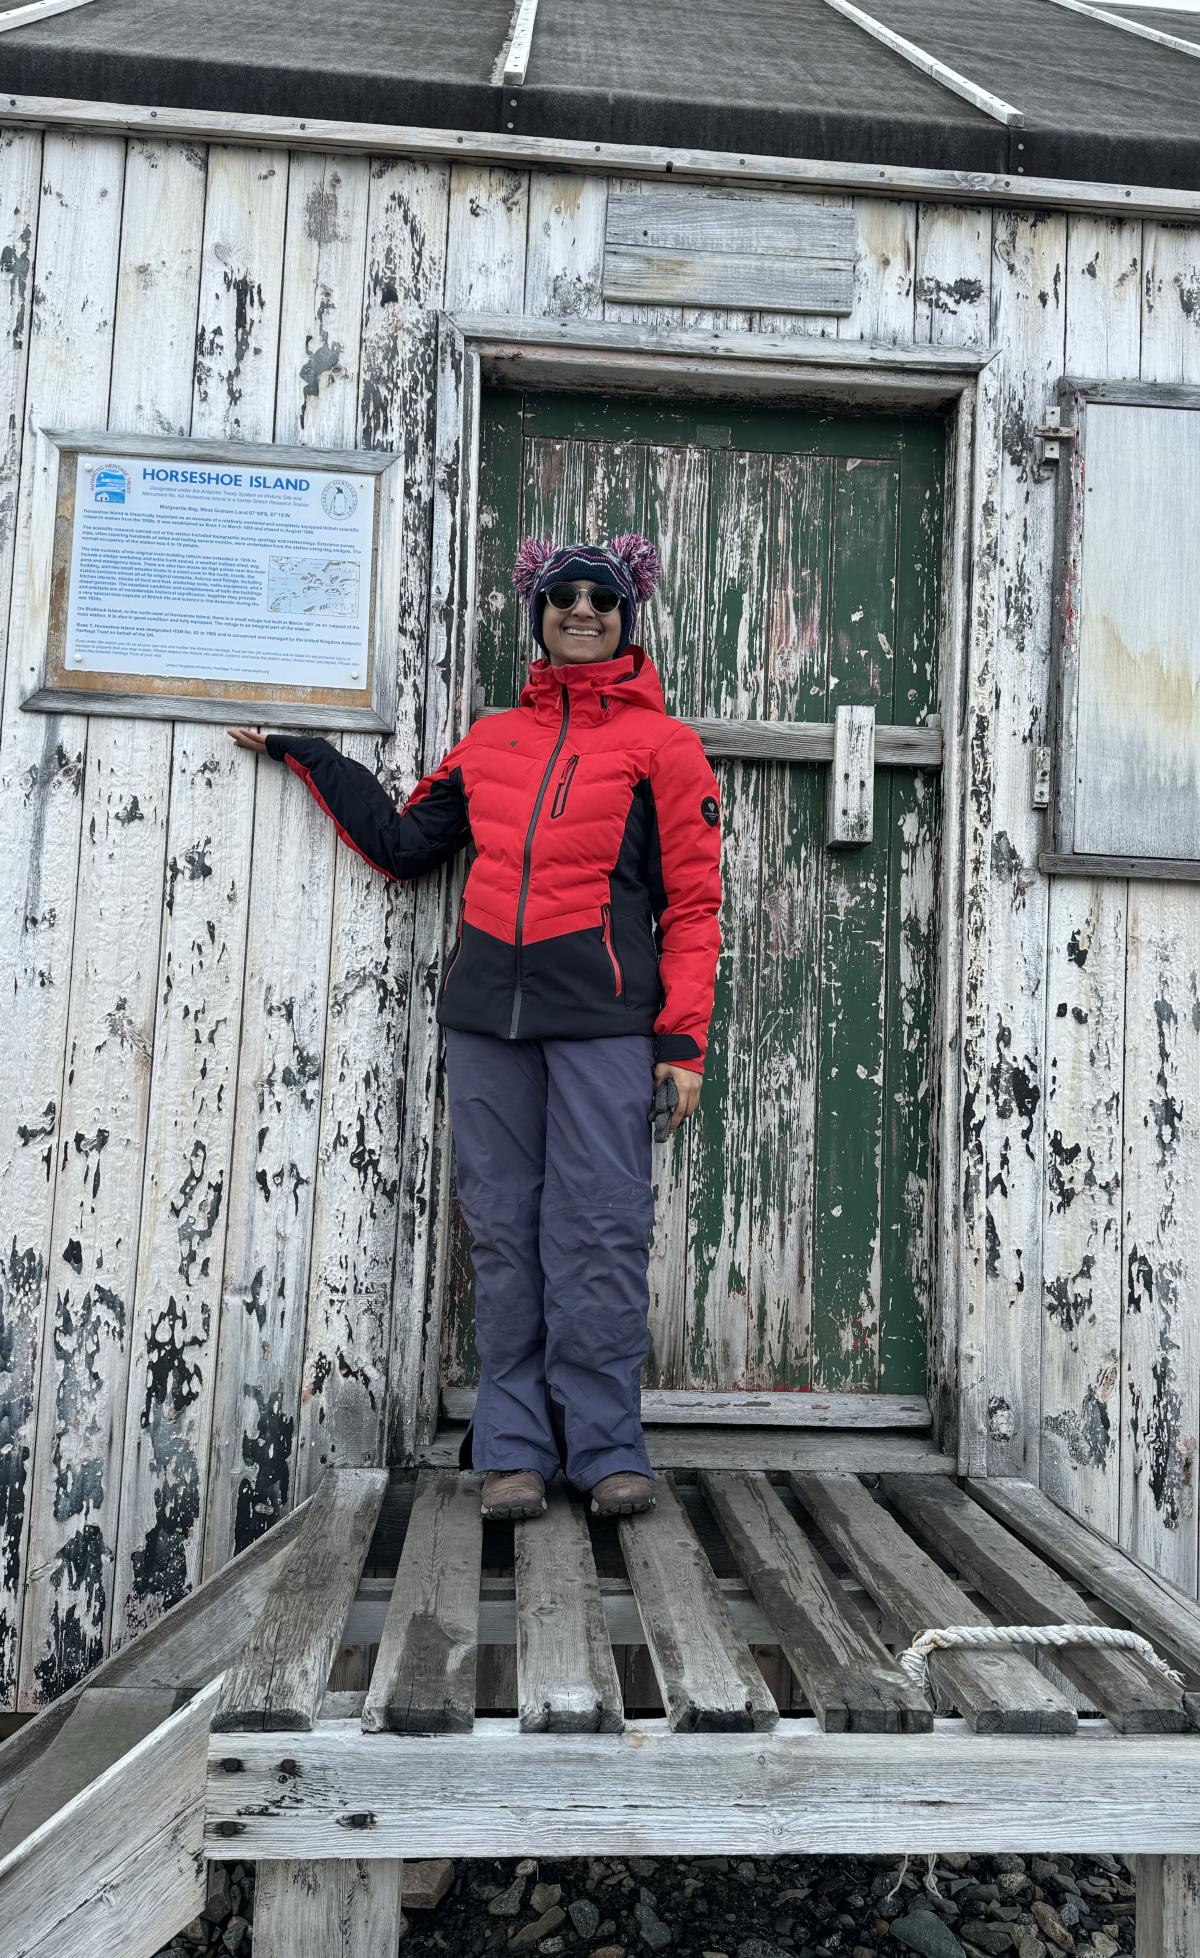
xmin=480 ymin=1469 xmax=547 ymax=1520
xmin=590 ymin=1472 xmax=655 ymax=1517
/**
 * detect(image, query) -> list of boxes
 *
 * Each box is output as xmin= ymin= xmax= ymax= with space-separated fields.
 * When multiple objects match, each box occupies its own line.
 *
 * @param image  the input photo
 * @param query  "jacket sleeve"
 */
xmin=646 ymin=725 xmax=723 ymax=1077
xmin=264 ymin=732 xmax=471 ymax=880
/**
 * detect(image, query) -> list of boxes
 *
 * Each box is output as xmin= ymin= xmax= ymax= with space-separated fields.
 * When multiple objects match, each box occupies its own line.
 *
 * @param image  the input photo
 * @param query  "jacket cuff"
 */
xmin=654 ymin=1032 xmax=704 ymax=1076
xmin=264 ymin=732 xmax=296 ymax=763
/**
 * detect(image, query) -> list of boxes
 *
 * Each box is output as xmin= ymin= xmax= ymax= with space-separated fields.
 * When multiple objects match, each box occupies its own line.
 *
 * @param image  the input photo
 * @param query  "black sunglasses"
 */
xmin=544 ymin=582 xmax=623 ymax=614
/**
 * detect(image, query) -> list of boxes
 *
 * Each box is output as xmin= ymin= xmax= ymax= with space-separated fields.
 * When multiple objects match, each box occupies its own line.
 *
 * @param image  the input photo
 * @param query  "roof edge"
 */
xmin=3 ymin=89 xmax=1200 ymax=221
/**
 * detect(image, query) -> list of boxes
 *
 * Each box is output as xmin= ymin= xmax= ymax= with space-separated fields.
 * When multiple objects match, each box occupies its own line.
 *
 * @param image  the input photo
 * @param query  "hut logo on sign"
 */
xmin=91 ymin=465 xmax=130 ymax=505
xmin=321 ymin=478 xmax=358 ymax=519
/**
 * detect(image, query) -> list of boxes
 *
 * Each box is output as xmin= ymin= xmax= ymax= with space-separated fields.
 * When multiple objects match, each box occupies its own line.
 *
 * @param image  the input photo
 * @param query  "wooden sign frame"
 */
xmin=16 ymin=428 xmax=405 ymax=732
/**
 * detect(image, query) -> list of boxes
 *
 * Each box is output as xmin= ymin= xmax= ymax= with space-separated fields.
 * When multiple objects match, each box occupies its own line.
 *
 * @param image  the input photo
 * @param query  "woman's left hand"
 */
xmin=653 ymin=1062 xmax=702 ymax=1135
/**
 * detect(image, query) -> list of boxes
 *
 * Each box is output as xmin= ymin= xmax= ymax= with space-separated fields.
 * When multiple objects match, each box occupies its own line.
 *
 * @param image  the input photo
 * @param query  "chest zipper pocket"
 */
xmin=600 ymin=902 xmax=623 ymax=998
xmin=549 ymin=753 xmax=580 ymax=820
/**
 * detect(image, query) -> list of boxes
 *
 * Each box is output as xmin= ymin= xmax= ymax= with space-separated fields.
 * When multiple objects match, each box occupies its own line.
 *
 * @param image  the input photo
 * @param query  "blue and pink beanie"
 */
xmin=513 ymin=533 xmax=661 ymax=657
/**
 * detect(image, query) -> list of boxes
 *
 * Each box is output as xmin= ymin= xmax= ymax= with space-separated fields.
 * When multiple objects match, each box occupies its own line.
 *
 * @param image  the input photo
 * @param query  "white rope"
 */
xmin=899 ymin=1621 xmax=1185 ymax=1695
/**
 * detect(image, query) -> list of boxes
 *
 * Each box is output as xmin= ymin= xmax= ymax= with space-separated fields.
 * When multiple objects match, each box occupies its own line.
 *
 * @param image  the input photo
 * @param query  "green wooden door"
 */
xmin=444 ymin=389 xmax=944 ymax=1398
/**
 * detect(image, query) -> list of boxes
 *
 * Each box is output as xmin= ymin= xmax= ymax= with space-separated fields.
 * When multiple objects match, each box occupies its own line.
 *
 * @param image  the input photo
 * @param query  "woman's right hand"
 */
xmin=227 ymin=726 xmax=269 ymax=752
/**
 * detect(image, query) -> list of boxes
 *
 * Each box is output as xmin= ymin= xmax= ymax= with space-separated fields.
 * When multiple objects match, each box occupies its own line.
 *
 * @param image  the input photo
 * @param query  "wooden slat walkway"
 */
xmin=702 ymin=1471 xmax=932 ymax=1731
xmin=8 ymin=1460 xmax=1200 ymax=1956
xmin=619 ymin=1476 xmax=779 ymax=1731
xmin=362 ymin=1471 xmax=482 ymax=1735
xmin=886 ymin=1474 xmax=1192 ymax=1732
xmin=790 ymin=1473 xmax=1078 ymax=1733
xmin=214 ymin=1468 xmax=387 ymax=1733
xmin=514 ymin=1486 xmax=623 ymax=1733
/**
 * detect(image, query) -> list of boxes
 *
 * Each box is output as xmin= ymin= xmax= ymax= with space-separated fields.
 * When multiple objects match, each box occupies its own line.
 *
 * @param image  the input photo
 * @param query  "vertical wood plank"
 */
xmin=351 ymin=160 xmax=452 ymax=1477
xmin=186 ymin=145 xmax=291 ymax=1578
xmin=249 ymin=1858 xmax=406 ymax=1958
xmin=6 ymin=133 xmax=125 ymax=1709
xmin=687 ymin=451 xmax=769 ymax=1387
xmin=267 ymin=154 xmax=404 ymax=1500
xmin=304 ymin=160 xmax=446 ymax=1497
xmin=472 ymin=384 xmax=524 ymax=713
xmin=747 ymin=452 xmax=828 ymax=1387
xmin=1136 ymin=1857 xmax=1200 ymax=1957
xmin=0 ymin=126 xmax=46 ymax=1708
xmin=1038 ymin=215 xmax=1141 ymax=1539
xmin=100 ymin=144 xmax=226 ymax=1655
xmin=1119 ymin=886 xmax=1200 ymax=1592
xmin=401 ymin=165 xmax=528 ymax=1459
xmin=914 ymin=206 xmax=991 ymax=349
xmin=839 ymin=198 xmax=916 ymax=345
xmin=985 ymin=209 xmax=1067 ymax=1476
xmin=525 ymin=171 xmax=606 ymax=322
xmin=915 ymin=207 xmax=995 ymax=1461
xmin=811 ymin=457 xmax=899 ymax=1390
xmin=880 ymin=426 xmax=943 ymax=1392
xmin=641 ymin=441 xmax=709 ymax=1385
xmin=204 ymin=149 xmax=357 ymax=1568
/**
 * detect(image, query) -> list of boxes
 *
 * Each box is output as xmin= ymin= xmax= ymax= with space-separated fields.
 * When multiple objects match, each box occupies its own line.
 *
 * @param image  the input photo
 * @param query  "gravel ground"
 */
xmin=156 ymin=1851 xmax=1137 ymax=1957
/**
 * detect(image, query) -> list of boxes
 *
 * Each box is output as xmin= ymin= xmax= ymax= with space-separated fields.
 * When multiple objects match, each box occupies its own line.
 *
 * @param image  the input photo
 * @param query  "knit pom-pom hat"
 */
xmin=513 ymin=533 xmax=662 ymax=656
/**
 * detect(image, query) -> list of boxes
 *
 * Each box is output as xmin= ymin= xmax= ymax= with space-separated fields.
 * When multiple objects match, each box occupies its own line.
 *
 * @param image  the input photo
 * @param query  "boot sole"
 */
xmin=480 ymin=1498 xmax=547 ymax=1521
xmin=591 ymin=1495 xmax=656 ymax=1517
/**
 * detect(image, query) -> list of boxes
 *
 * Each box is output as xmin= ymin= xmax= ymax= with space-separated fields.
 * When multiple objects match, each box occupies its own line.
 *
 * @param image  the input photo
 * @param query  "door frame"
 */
xmin=392 ymin=311 xmax=1002 ymax=1474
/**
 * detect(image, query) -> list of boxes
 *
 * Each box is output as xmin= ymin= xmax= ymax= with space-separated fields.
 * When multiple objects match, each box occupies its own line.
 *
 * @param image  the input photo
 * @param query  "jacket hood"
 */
xmin=519 ymin=645 xmax=667 ymax=727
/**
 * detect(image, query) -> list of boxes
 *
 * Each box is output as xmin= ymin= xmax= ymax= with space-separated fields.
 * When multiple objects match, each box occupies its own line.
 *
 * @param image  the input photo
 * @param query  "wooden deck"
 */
xmin=5 ymin=1456 xmax=1200 ymax=1956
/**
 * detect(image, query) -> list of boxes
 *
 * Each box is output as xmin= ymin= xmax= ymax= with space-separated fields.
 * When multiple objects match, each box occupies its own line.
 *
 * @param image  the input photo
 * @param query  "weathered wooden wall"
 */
xmin=0 ymin=124 xmax=1198 ymax=1711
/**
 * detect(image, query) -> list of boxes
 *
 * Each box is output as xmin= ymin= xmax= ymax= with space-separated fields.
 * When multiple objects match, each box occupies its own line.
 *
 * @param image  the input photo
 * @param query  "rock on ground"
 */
xmin=154 ymin=1852 xmax=1139 ymax=1956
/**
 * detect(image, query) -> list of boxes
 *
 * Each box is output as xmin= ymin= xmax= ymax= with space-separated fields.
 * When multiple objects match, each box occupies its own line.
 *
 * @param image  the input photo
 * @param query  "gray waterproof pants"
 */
xmin=445 ymin=1028 xmax=657 ymax=1488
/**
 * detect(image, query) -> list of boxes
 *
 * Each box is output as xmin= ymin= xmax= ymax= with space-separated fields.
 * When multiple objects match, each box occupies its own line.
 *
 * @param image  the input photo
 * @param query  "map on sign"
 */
xmin=63 ymin=454 xmax=376 ymax=692
xmin=267 ymin=554 xmax=362 ymax=620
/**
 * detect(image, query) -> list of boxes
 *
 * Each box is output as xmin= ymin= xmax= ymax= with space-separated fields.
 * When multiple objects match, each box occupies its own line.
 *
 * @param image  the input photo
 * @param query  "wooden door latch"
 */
xmin=827 ymin=702 xmax=875 ymax=848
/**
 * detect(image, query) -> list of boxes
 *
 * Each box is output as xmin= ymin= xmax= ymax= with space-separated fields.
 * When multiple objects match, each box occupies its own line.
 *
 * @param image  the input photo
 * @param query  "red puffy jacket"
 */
xmin=265 ymin=645 xmax=723 ymax=1074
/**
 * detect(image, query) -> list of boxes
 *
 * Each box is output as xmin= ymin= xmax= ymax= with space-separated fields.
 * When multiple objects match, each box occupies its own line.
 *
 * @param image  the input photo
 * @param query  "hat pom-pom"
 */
xmin=512 ymin=536 xmax=555 ymax=596
xmin=608 ymin=532 xmax=662 ymax=601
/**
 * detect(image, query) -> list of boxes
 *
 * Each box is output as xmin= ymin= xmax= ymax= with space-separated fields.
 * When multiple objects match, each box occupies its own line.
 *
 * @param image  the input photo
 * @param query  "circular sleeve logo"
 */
xmin=700 ymin=795 xmax=720 ymax=828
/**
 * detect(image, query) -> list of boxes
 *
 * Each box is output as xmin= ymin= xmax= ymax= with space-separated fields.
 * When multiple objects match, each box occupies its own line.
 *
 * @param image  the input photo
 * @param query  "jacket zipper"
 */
xmin=601 ymin=901 xmax=624 ymax=998
xmin=509 ymin=691 xmax=571 ymax=1038
xmin=549 ymin=752 xmax=579 ymax=819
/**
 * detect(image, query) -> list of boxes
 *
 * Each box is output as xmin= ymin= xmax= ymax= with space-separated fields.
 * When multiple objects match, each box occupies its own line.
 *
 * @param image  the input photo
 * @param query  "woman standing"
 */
xmin=229 ymin=532 xmax=722 ymax=1521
